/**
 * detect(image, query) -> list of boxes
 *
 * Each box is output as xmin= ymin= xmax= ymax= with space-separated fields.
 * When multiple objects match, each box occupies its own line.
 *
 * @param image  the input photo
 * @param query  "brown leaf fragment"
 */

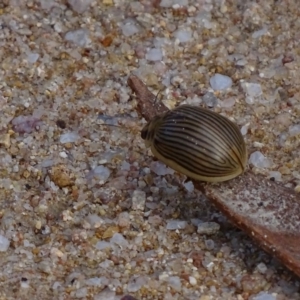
xmin=128 ymin=73 xmax=300 ymax=278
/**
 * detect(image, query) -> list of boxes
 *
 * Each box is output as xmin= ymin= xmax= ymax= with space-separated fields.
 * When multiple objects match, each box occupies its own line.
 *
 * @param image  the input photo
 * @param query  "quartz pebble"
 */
xmin=197 ymin=222 xmax=220 ymax=235
xmin=92 ymin=166 xmax=111 ymax=184
xmin=205 ymin=239 xmax=215 ymax=250
xmin=203 ymin=92 xmax=218 ymax=108
xmin=241 ymin=82 xmax=263 ymax=104
xmin=0 ymin=235 xmax=10 ymax=252
xmin=60 ymin=132 xmax=80 ymax=143
xmin=249 ymin=151 xmax=272 ymax=169
xmin=27 ymin=53 xmax=39 ymax=63
xmin=210 ymin=74 xmax=233 ymax=91
xmin=145 ymin=48 xmax=163 ymax=61
xmin=65 ymin=29 xmax=90 ymax=47
xmin=256 ymin=262 xmax=268 ymax=274
xmin=288 ymin=124 xmax=300 ymax=137
xmin=150 ymin=161 xmax=174 ymax=176
xmin=253 ymin=292 xmax=276 ymax=300
xmin=12 ymin=115 xmax=40 ymax=134
xmin=166 ymin=220 xmax=187 ymax=230
xmin=174 ymin=29 xmax=192 ymax=43
xmin=131 ymin=190 xmax=146 ymax=211
xmin=183 ymin=180 xmax=194 ymax=193
xmin=67 ymin=0 xmax=92 ymax=13
xmin=268 ymin=171 xmax=282 ymax=182
xmin=110 ymin=233 xmax=129 ymax=248
xmin=121 ymin=22 xmax=140 ymax=37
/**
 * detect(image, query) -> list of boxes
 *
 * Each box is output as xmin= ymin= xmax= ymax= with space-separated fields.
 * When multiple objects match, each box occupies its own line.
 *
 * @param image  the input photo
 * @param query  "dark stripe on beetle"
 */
xmin=160 ymin=108 xmax=245 ymax=163
xmin=154 ymin=137 xmax=238 ymax=173
xmin=165 ymin=106 xmax=243 ymax=152
xmin=155 ymin=128 xmax=236 ymax=168
xmin=154 ymin=141 xmax=238 ymax=176
xmin=156 ymin=120 xmax=242 ymax=162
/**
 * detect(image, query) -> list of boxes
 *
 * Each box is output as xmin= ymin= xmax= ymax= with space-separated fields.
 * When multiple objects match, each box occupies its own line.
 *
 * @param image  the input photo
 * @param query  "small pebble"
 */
xmin=60 ymin=132 xmax=80 ymax=143
xmin=256 ymin=262 xmax=268 ymax=274
xmin=132 ymin=190 xmax=146 ymax=211
xmin=210 ymin=74 xmax=233 ymax=91
xmin=65 ymin=29 xmax=90 ymax=47
xmin=166 ymin=220 xmax=187 ymax=230
xmin=150 ymin=161 xmax=174 ymax=176
xmin=145 ymin=48 xmax=163 ymax=61
xmin=121 ymin=22 xmax=140 ymax=37
xmin=189 ymin=276 xmax=197 ymax=286
xmin=205 ymin=239 xmax=215 ymax=250
xmin=92 ymin=166 xmax=111 ymax=184
xmin=110 ymin=233 xmax=129 ymax=248
xmin=197 ymin=222 xmax=220 ymax=235
xmin=209 ymin=74 xmax=232 ymax=91
xmin=67 ymin=0 xmax=92 ymax=13
xmin=268 ymin=171 xmax=282 ymax=182
xmin=288 ymin=124 xmax=300 ymax=137
xmin=249 ymin=151 xmax=272 ymax=169
xmin=241 ymin=82 xmax=263 ymax=104
xmin=183 ymin=181 xmax=194 ymax=193
xmin=174 ymin=29 xmax=192 ymax=43
xmin=0 ymin=235 xmax=10 ymax=252
xmin=252 ymin=292 xmax=276 ymax=300
xmin=203 ymin=92 xmax=218 ymax=108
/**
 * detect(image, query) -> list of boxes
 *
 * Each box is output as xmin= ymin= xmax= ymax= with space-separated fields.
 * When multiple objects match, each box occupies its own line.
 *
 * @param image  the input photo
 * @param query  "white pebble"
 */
xmin=95 ymin=241 xmax=111 ymax=250
xmin=59 ymin=151 xmax=68 ymax=158
xmin=197 ymin=222 xmax=220 ymax=235
xmin=110 ymin=233 xmax=129 ymax=248
xmin=85 ymin=277 xmax=103 ymax=286
xmin=60 ymin=132 xmax=80 ymax=143
xmin=168 ymin=276 xmax=181 ymax=291
xmin=86 ymin=214 xmax=104 ymax=228
xmin=160 ymin=0 xmax=173 ymax=8
xmin=174 ymin=29 xmax=192 ymax=43
xmin=145 ymin=48 xmax=163 ymax=61
xmin=177 ymin=0 xmax=188 ymax=5
xmin=93 ymin=166 xmax=111 ymax=183
xmin=288 ymin=124 xmax=300 ymax=137
xmin=268 ymin=171 xmax=282 ymax=182
xmin=67 ymin=0 xmax=92 ymax=13
xmin=0 ymin=235 xmax=10 ymax=252
xmin=252 ymin=27 xmax=268 ymax=39
xmin=203 ymin=92 xmax=218 ymax=108
xmin=220 ymin=97 xmax=236 ymax=108
xmin=253 ymin=292 xmax=276 ymax=300
xmin=150 ymin=161 xmax=174 ymax=176
xmin=205 ymin=239 xmax=215 ymax=250
xmin=127 ymin=276 xmax=148 ymax=292
xmin=241 ymin=82 xmax=263 ymax=104
xmin=249 ymin=151 xmax=272 ymax=168
xmin=166 ymin=220 xmax=187 ymax=230
xmin=241 ymin=124 xmax=249 ymax=136
xmin=121 ymin=22 xmax=140 ymax=37
xmin=189 ymin=276 xmax=197 ymax=286
xmin=183 ymin=180 xmax=194 ymax=193
xmin=132 ymin=190 xmax=146 ymax=211
xmin=256 ymin=262 xmax=268 ymax=274
xmin=27 ymin=52 xmax=39 ymax=63
xmin=65 ymin=29 xmax=90 ymax=47
xmin=210 ymin=74 xmax=233 ymax=91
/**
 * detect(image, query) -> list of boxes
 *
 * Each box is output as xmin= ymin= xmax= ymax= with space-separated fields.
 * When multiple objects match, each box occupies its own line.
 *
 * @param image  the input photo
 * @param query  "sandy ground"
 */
xmin=0 ymin=0 xmax=299 ymax=299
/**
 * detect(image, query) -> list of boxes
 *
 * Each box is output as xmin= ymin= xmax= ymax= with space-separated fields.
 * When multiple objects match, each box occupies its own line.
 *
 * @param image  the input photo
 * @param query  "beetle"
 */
xmin=141 ymin=104 xmax=247 ymax=182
